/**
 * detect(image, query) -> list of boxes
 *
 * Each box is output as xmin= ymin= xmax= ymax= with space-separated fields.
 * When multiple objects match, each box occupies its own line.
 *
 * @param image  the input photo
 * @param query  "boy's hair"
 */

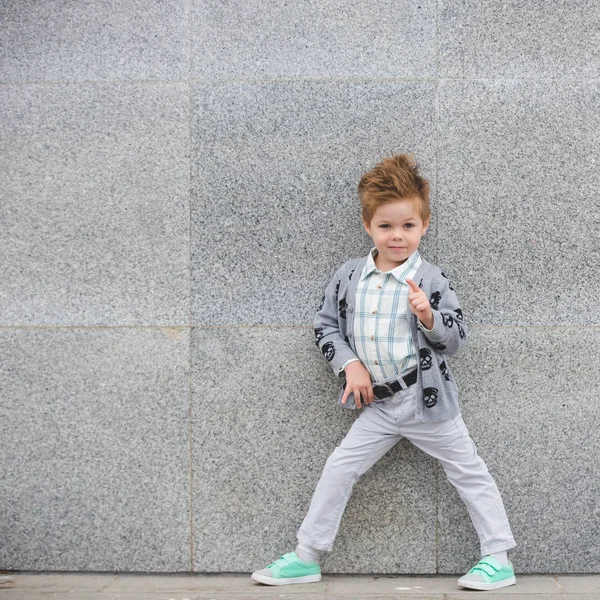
xmin=358 ymin=153 xmax=431 ymax=226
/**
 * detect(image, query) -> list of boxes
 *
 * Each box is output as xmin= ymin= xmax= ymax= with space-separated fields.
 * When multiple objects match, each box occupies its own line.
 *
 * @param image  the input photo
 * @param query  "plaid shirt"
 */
xmin=339 ymin=247 xmax=422 ymax=381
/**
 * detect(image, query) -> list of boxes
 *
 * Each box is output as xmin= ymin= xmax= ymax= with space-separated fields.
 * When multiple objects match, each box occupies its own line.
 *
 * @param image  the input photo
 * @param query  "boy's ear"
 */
xmin=363 ymin=220 xmax=372 ymax=236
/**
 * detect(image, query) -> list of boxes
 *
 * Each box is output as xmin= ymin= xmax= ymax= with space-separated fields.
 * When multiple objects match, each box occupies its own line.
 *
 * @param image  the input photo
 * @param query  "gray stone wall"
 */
xmin=1 ymin=0 xmax=598 ymax=574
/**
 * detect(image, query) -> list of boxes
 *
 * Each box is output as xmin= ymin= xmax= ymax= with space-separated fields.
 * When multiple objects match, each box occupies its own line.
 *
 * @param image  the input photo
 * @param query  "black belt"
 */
xmin=342 ymin=368 xmax=418 ymax=401
xmin=372 ymin=368 xmax=418 ymax=400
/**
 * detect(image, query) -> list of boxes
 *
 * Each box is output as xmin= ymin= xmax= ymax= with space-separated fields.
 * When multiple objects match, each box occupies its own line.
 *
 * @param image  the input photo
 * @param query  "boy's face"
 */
xmin=363 ymin=197 xmax=430 ymax=271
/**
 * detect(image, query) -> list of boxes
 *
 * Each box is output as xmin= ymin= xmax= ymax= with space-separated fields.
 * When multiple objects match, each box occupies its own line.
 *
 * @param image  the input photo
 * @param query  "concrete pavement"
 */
xmin=1 ymin=572 xmax=600 ymax=599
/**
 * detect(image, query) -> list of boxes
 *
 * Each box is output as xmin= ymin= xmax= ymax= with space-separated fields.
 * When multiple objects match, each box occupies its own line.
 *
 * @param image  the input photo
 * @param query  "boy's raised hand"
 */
xmin=341 ymin=361 xmax=374 ymax=409
xmin=405 ymin=278 xmax=434 ymax=330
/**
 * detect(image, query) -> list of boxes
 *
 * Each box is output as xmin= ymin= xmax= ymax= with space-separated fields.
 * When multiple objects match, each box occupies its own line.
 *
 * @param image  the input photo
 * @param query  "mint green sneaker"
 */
xmin=250 ymin=551 xmax=322 ymax=585
xmin=457 ymin=555 xmax=516 ymax=590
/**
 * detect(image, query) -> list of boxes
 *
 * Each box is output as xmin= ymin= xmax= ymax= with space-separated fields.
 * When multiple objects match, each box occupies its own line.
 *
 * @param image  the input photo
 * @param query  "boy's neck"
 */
xmin=374 ymin=253 xmax=408 ymax=273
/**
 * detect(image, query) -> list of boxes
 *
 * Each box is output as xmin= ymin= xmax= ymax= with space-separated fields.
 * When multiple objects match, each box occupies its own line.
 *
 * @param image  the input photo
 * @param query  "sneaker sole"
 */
xmin=250 ymin=572 xmax=322 ymax=586
xmin=457 ymin=575 xmax=516 ymax=591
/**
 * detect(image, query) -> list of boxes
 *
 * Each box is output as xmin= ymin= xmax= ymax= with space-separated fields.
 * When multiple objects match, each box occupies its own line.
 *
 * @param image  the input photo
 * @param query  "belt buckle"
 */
xmin=372 ymin=382 xmax=393 ymax=400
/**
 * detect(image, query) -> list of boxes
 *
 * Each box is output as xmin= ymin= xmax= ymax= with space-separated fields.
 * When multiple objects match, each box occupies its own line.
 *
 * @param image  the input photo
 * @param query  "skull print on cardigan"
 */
xmin=313 ymin=253 xmax=468 ymax=423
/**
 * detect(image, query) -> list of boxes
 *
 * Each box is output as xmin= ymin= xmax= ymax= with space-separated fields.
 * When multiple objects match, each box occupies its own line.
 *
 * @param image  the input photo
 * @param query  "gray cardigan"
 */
xmin=314 ymin=254 xmax=468 ymax=422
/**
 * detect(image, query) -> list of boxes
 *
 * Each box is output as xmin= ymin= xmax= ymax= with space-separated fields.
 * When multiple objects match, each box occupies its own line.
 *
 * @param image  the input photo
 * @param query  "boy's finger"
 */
xmin=408 ymin=290 xmax=425 ymax=302
xmin=406 ymin=278 xmax=419 ymax=291
xmin=354 ymin=389 xmax=362 ymax=409
xmin=360 ymin=388 xmax=368 ymax=405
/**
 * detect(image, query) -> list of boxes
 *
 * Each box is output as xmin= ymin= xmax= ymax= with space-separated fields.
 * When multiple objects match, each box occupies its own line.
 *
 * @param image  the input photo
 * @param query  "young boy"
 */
xmin=250 ymin=154 xmax=517 ymax=591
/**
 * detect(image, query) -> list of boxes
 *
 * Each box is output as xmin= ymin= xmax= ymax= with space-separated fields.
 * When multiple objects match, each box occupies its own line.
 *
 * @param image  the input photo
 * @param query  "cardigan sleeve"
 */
xmin=314 ymin=266 xmax=361 ymax=378
xmin=417 ymin=271 xmax=468 ymax=357
xmin=338 ymin=357 xmax=361 ymax=377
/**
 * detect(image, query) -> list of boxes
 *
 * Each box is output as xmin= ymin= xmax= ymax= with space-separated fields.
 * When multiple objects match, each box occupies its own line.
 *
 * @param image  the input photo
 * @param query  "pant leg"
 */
xmin=296 ymin=396 xmax=406 ymax=552
xmin=398 ymin=388 xmax=516 ymax=556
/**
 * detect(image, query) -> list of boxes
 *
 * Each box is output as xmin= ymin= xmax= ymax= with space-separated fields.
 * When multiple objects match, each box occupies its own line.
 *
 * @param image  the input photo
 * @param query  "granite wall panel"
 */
xmin=191 ymin=327 xmax=438 ymax=574
xmin=0 ymin=83 xmax=190 ymax=326
xmin=0 ymin=1 xmax=188 ymax=82
xmin=437 ymin=79 xmax=600 ymax=326
xmin=191 ymin=0 xmax=437 ymax=79
xmin=0 ymin=327 xmax=191 ymax=571
xmin=439 ymin=0 xmax=600 ymax=78
xmin=437 ymin=327 xmax=600 ymax=573
xmin=190 ymin=80 xmax=437 ymax=326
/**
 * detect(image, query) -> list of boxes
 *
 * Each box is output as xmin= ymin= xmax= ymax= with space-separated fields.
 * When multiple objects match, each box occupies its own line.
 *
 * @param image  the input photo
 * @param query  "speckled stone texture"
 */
xmin=437 ymin=79 xmax=600 ymax=326
xmin=191 ymin=0 xmax=437 ymax=79
xmin=0 ymin=83 xmax=190 ymax=326
xmin=439 ymin=0 xmax=600 ymax=78
xmin=191 ymin=327 xmax=437 ymax=573
xmin=190 ymin=80 xmax=437 ymax=326
xmin=0 ymin=327 xmax=191 ymax=571
xmin=438 ymin=327 xmax=600 ymax=573
xmin=0 ymin=1 xmax=188 ymax=82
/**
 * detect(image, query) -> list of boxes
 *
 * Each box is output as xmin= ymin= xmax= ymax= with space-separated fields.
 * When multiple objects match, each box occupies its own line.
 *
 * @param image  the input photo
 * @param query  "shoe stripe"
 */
xmin=269 ymin=555 xmax=292 ymax=577
xmin=477 ymin=560 xmax=501 ymax=571
xmin=471 ymin=565 xmax=498 ymax=577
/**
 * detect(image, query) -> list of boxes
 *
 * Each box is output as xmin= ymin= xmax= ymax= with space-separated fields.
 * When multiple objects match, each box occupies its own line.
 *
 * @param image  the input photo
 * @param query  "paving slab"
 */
xmin=556 ymin=575 xmax=600 ymax=594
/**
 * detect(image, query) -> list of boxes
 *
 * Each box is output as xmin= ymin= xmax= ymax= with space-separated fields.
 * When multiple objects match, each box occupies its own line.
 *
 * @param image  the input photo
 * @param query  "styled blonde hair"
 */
xmin=358 ymin=153 xmax=431 ymax=226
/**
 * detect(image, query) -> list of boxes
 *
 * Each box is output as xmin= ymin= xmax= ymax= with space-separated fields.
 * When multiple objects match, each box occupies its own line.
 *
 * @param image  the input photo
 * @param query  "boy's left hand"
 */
xmin=406 ymin=279 xmax=434 ymax=330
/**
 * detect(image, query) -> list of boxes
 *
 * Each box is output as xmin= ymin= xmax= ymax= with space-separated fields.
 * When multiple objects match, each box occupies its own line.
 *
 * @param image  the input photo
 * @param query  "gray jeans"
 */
xmin=297 ymin=372 xmax=516 ymax=556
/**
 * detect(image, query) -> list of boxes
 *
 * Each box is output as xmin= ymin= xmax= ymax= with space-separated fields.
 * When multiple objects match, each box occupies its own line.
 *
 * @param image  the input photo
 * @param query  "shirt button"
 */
xmin=374 ymin=360 xmax=379 ymax=365
xmin=372 ymin=310 xmax=377 ymax=315
xmin=376 ymin=285 xmax=382 ymax=289
xmin=370 ymin=335 xmax=375 ymax=340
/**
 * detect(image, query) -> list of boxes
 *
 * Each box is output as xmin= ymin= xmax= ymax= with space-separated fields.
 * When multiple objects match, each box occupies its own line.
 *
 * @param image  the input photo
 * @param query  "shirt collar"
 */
xmin=361 ymin=247 xmax=421 ymax=284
